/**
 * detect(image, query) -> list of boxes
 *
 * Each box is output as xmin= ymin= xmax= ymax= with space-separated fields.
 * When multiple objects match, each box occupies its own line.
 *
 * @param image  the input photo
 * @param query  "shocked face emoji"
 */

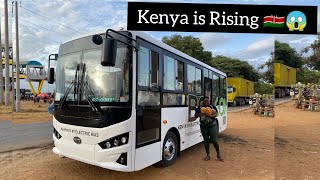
xmin=286 ymin=11 xmax=307 ymax=31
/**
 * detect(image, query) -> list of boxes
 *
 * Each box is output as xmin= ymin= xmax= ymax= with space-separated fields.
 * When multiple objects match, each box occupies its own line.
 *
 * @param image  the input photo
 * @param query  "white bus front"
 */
xmin=50 ymin=30 xmax=135 ymax=172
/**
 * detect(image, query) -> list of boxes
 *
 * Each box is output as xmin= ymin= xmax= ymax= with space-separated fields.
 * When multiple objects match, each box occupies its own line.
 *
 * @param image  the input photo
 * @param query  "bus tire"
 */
xmin=159 ymin=132 xmax=178 ymax=167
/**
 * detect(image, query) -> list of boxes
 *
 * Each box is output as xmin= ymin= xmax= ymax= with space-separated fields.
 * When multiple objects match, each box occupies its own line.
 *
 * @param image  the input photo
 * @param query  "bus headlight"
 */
xmin=98 ymin=132 xmax=129 ymax=149
xmin=121 ymin=136 xmax=127 ymax=144
xmin=114 ymin=139 xmax=119 ymax=146
xmin=105 ymin=142 xmax=111 ymax=149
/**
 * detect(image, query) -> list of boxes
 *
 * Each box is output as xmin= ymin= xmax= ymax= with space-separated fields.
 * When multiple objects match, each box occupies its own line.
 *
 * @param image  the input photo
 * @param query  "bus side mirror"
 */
xmin=101 ymin=38 xmax=117 ymax=67
xmin=48 ymin=68 xmax=55 ymax=84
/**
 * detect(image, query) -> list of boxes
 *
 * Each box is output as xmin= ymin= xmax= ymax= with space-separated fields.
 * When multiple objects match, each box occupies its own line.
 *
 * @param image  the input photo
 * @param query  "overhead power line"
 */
xmin=19 ymin=26 xmax=62 ymax=44
xmin=20 ymin=5 xmax=84 ymax=35
xmin=18 ymin=17 xmax=71 ymax=38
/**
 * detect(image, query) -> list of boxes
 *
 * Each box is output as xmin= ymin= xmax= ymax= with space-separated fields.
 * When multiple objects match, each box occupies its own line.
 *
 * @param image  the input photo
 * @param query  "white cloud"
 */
xmin=244 ymin=37 xmax=274 ymax=53
xmin=198 ymin=33 xmax=235 ymax=50
xmin=275 ymin=34 xmax=317 ymax=54
xmin=233 ymin=36 xmax=274 ymax=61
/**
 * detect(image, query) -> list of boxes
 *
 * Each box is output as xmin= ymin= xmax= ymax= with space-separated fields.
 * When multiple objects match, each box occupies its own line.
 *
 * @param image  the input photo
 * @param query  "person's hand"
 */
xmin=205 ymin=111 xmax=217 ymax=118
xmin=205 ymin=113 xmax=213 ymax=118
xmin=196 ymin=113 xmax=205 ymax=118
xmin=201 ymin=113 xmax=208 ymax=117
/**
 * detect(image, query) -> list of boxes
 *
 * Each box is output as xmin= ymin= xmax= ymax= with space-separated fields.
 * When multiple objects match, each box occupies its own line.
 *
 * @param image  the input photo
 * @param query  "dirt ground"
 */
xmin=0 ymin=100 xmax=52 ymax=125
xmin=0 ymin=101 xmax=319 ymax=180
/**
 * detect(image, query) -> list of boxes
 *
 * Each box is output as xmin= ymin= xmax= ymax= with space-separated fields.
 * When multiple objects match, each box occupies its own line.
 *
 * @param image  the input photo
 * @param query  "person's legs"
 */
xmin=200 ymin=124 xmax=210 ymax=160
xmin=208 ymin=124 xmax=224 ymax=162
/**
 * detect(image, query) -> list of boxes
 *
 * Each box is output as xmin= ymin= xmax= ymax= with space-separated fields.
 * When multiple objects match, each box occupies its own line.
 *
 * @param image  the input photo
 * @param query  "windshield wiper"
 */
xmin=58 ymin=80 xmax=75 ymax=109
xmin=58 ymin=63 xmax=101 ymax=112
xmin=78 ymin=80 xmax=102 ymax=112
xmin=77 ymin=63 xmax=102 ymax=112
xmin=58 ymin=64 xmax=80 ymax=109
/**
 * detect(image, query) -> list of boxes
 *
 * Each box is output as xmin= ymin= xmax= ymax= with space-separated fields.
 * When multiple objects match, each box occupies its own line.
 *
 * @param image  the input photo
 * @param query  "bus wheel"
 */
xmin=160 ymin=132 xmax=178 ymax=167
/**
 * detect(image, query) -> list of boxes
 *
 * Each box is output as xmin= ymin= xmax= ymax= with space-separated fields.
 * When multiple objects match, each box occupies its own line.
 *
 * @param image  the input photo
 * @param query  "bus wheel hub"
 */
xmin=164 ymin=138 xmax=176 ymax=161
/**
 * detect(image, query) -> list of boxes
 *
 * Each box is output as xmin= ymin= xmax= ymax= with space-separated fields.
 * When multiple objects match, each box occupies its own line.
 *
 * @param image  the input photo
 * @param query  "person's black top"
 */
xmin=195 ymin=105 xmax=218 ymax=125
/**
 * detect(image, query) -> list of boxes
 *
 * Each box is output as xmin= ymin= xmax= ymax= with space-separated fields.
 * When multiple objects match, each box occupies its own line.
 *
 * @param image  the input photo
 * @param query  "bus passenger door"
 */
xmin=135 ymin=41 xmax=162 ymax=171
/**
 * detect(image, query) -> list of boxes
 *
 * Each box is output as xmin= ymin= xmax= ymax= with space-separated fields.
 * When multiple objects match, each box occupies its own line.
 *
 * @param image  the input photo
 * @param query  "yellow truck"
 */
xmin=274 ymin=63 xmax=297 ymax=98
xmin=227 ymin=77 xmax=254 ymax=106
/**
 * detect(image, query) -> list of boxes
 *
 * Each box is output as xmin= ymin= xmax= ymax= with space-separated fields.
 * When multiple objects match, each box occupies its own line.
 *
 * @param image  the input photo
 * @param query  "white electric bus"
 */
xmin=47 ymin=28 xmax=228 ymax=172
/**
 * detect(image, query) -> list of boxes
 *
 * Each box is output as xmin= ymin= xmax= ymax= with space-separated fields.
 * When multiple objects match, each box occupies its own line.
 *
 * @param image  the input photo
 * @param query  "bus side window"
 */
xmin=195 ymin=68 xmax=202 ymax=94
xmin=188 ymin=95 xmax=198 ymax=122
xmin=176 ymin=60 xmax=184 ymax=91
xmin=187 ymin=64 xmax=195 ymax=93
xmin=138 ymin=46 xmax=150 ymax=87
xmin=212 ymin=73 xmax=219 ymax=99
xmin=205 ymin=69 xmax=212 ymax=100
xmin=137 ymin=46 xmax=161 ymax=107
xmin=163 ymin=55 xmax=184 ymax=92
xmin=150 ymin=51 xmax=159 ymax=88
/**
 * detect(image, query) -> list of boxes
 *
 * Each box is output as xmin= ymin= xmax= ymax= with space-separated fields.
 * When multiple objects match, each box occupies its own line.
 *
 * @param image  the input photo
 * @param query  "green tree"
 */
xmin=274 ymin=40 xmax=304 ymax=68
xmin=259 ymin=41 xmax=303 ymax=83
xmin=162 ymin=34 xmax=260 ymax=82
xmin=297 ymin=68 xmax=320 ymax=84
xmin=162 ymin=34 xmax=212 ymax=64
xmin=302 ymin=32 xmax=320 ymax=71
xmin=254 ymin=81 xmax=274 ymax=95
xmin=210 ymin=55 xmax=260 ymax=82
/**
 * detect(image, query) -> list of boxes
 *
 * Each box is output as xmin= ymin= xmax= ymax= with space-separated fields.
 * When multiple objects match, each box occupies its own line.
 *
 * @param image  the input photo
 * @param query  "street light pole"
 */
xmin=0 ymin=13 xmax=4 ymax=105
xmin=4 ymin=0 xmax=10 ymax=106
xmin=15 ymin=0 xmax=20 ymax=112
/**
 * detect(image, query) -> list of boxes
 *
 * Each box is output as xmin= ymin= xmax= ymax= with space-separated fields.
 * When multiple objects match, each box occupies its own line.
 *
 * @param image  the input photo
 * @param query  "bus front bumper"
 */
xmin=53 ymin=135 xmax=133 ymax=172
xmin=52 ymin=147 xmax=131 ymax=172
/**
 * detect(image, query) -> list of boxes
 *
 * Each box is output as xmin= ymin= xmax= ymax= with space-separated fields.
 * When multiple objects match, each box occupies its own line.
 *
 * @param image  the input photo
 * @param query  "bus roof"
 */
xmin=62 ymin=27 xmax=227 ymax=77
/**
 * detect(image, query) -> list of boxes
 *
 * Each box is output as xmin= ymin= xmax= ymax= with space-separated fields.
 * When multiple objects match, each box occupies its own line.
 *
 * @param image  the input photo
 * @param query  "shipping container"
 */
xmin=227 ymin=77 xmax=254 ymax=106
xmin=274 ymin=63 xmax=297 ymax=98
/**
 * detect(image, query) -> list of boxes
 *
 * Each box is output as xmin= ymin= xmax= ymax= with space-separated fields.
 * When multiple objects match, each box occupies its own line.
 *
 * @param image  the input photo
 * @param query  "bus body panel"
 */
xmin=161 ymin=107 xmax=188 ymax=150
xmin=134 ymin=142 xmax=161 ymax=171
xmin=217 ymin=115 xmax=227 ymax=132
xmin=183 ymin=118 xmax=203 ymax=149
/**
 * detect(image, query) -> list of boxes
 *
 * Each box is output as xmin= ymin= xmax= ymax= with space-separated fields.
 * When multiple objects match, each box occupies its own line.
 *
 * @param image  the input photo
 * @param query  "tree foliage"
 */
xmin=210 ymin=55 xmax=260 ymax=82
xmin=274 ymin=40 xmax=304 ymax=68
xmin=297 ymin=68 xmax=320 ymax=84
xmin=303 ymin=32 xmax=320 ymax=71
xmin=259 ymin=40 xmax=304 ymax=83
xmin=162 ymin=34 xmax=212 ymax=64
xmin=254 ymin=81 xmax=274 ymax=95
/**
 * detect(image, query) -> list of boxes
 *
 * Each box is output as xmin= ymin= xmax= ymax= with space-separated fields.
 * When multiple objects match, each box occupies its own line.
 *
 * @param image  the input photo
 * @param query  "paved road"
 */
xmin=228 ymin=97 xmax=292 ymax=112
xmin=0 ymin=120 xmax=53 ymax=153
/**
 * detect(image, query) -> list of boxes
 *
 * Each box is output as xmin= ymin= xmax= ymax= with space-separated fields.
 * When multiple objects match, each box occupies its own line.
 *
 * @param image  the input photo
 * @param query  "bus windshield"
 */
xmin=55 ymin=44 xmax=130 ymax=105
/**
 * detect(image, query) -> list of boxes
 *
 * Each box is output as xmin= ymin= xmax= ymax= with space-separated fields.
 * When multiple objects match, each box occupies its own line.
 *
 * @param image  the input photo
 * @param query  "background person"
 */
xmin=47 ymin=95 xmax=55 ymax=115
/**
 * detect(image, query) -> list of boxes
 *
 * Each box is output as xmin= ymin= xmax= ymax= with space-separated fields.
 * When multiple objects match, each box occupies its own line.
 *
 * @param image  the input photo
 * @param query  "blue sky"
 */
xmin=0 ymin=0 xmax=319 ymax=92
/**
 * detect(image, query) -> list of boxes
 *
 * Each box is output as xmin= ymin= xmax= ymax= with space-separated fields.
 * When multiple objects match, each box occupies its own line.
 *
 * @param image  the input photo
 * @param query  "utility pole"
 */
xmin=11 ymin=1 xmax=15 ymax=111
xmin=4 ymin=0 xmax=10 ymax=106
xmin=15 ymin=0 xmax=20 ymax=112
xmin=0 ymin=13 xmax=4 ymax=105
xmin=11 ymin=61 xmax=15 ymax=111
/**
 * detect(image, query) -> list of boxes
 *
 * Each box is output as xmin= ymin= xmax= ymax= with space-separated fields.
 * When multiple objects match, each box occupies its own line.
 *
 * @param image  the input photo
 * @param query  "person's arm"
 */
xmin=195 ymin=106 xmax=204 ymax=118
xmin=205 ymin=105 xmax=218 ymax=118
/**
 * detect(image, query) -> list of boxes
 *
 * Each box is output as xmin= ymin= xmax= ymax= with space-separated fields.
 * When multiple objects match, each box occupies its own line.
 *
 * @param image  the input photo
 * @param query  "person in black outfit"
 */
xmin=195 ymin=97 xmax=224 ymax=162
